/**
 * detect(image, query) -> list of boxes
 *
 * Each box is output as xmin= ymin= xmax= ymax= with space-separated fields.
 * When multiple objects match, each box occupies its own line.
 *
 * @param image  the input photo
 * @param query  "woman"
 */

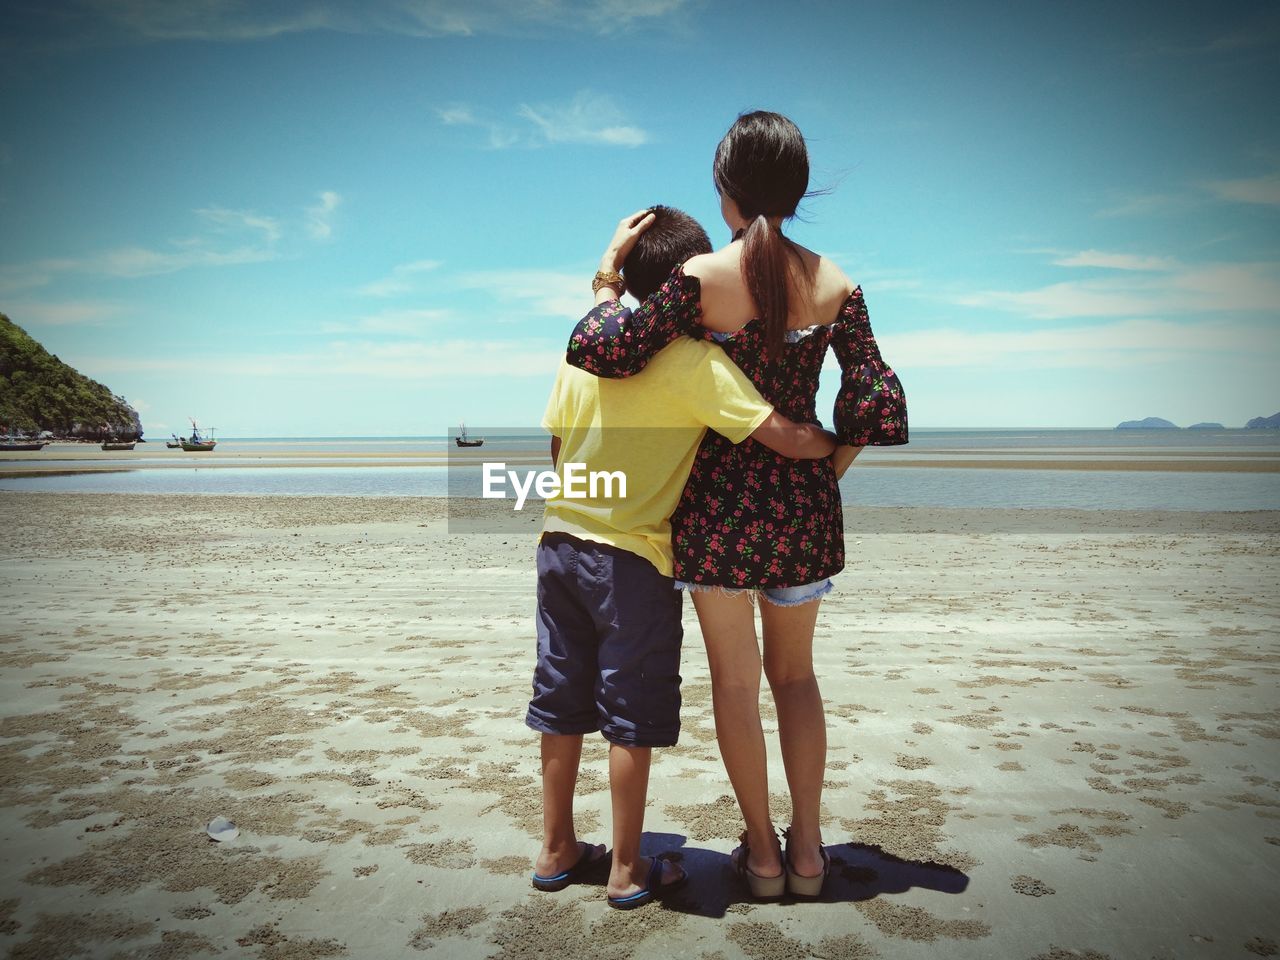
xmin=568 ymin=111 xmax=907 ymax=898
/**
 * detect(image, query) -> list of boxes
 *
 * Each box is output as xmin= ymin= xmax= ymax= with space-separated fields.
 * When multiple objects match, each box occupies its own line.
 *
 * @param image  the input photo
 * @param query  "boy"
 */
xmin=529 ymin=206 xmax=835 ymax=908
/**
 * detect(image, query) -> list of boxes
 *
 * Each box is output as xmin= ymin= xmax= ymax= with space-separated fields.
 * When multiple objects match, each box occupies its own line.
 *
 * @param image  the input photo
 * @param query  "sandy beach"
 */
xmin=1 ymin=492 xmax=1278 ymax=959
xmin=3 ymin=443 xmax=1280 ymax=478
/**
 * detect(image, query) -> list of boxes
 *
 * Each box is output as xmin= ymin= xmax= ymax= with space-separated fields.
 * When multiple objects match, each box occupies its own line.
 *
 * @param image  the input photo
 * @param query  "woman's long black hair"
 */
xmin=713 ymin=110 xmax=812 ymax=350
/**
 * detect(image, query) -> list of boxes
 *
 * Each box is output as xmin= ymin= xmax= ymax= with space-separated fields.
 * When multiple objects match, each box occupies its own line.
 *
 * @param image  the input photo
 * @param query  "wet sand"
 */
xmin=3 ymin=444 xmax=1279 ymax=478
xmin=0 ymin=493 xmax=1277 ymax=959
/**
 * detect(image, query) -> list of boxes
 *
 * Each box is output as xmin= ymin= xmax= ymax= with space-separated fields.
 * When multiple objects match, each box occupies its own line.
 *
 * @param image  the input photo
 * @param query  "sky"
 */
xmin=1 ymin=0 xmax=1278 ymax=437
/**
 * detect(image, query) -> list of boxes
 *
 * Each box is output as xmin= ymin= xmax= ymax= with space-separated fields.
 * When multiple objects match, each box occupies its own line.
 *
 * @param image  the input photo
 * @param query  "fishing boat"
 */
xmin=166 ymin=436 xmax=182 ymax=449
xmin=101 ymin=440 xmax=136 ymax=451
xmin=455 ymin=423 xmax=484 ymax=448
xmin=0 ymin=437 xmax=47 ymax=451
xmin=179 ymin=420 xmax=217 ymax=451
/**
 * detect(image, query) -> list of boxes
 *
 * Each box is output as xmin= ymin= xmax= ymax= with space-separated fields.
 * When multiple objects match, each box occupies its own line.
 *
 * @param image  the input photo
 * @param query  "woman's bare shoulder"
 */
xmin=802 ymin=250 xmax=853 ymax=295
xmin=682 ymin=247 xmax=755 ymax=332
xmin=682 ymin=246 xmax=740 ymax=281
xmin=810 ymin=255 xmax=857 ymax=320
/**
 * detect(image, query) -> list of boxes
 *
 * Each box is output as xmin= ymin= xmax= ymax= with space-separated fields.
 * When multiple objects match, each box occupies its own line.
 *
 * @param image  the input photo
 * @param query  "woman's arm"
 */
xmin=592 ymin=209 xmax=655 ymax=303
xmin=568 ymin=266 xmax=704 ymax=382
xmin=829 ymin=287 xmax=909 ymax=447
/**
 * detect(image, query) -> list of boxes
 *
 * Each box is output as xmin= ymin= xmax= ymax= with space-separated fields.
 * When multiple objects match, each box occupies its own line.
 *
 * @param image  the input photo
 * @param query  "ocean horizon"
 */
xmin=2 ymin=428 xmax=1277 ymax=511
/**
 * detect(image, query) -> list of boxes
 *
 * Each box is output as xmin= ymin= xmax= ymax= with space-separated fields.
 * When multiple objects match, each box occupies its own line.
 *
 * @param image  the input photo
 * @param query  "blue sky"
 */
xmin=2 ymin=0 xmax=1278 ymax=436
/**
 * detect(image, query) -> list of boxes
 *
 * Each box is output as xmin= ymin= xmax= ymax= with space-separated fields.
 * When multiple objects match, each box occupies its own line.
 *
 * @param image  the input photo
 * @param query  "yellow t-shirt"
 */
xmin=541 ymin=337 xmax=773 ymax=577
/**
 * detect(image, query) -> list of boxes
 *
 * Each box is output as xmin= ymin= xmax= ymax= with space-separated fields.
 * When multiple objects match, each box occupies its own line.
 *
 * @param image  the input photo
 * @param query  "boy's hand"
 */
xmin=601 ymin=209 xmax=657 ymax=273
xmin=749 ymin=413 xmax=839 ymax=460
xmin=832 ymin=444 xmax=863 ymax=479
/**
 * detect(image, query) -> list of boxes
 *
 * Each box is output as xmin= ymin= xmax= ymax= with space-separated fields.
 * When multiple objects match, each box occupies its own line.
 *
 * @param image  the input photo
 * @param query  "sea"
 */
xmin=1 ymin=429 xmax=1278 ymax=512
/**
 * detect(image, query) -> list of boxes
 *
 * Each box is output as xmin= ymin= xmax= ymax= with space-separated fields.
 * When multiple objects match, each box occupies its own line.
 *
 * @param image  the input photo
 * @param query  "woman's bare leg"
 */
xmin=692 ymin=590 xmax=782 ymax=878
xmin=760 ymin=597 xmax=827 ymax=878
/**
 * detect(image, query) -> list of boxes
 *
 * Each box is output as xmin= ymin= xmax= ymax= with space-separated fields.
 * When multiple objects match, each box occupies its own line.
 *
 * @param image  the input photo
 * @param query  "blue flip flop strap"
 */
xmin=532 ymin=842 xmax=591 ymax=883
xmin=609 ymin=857 xmax=663 ymax=904
xmin=532 ymin=867 xmax=572 ymax=883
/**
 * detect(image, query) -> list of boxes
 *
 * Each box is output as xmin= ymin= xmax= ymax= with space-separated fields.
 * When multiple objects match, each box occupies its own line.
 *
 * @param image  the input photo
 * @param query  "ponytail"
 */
xmin=740 ymin=214 xmax=793 ymax=351
xmin=713 ymin=111 xmax=814 ymax=351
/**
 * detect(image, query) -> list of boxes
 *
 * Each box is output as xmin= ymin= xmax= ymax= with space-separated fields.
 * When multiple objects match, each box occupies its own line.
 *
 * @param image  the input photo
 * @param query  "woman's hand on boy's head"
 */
xmin=601 ymin=209 xmax=657 ymax=272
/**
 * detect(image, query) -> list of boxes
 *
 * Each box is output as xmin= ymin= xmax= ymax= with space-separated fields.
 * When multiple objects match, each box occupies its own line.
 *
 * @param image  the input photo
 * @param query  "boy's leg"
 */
xmin=535 ymin=732 xmax=588 ymax=877
xmin=605 ymin=743 xmax=683 ymax=898
xmin=588 ymin=544 xmax=686 ymax=898
xmin=527 ymin=534 xmax=605 ymax=880
xmin=606 ymin=742 xmax=649 ymax=894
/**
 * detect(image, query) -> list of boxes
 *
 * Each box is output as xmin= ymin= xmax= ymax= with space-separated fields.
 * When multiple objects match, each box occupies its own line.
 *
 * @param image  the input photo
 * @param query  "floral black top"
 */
xmin=566 ymin=266 xmax=907 ymax=588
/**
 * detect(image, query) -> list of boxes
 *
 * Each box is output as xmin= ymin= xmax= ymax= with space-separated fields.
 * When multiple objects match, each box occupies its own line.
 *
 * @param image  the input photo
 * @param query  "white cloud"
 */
xmin=2 ymin=244 xmax=277 ymax=287
xmin=1140 ymin=17 xmax=1280 ymax=57
xmin=1097 ymin=173 xmax=1280 ymax=218
xmin=585 ymin=0 xmax=690 ymax=32
xmin=306 ymin=190 xmax=341 ymax=240
xmin=67 ymin=0 xmax=694 ymax=45
xmin=0 ymin=258 xmax=81 ymax=295
xmin=1050 ymin=250 xmax=1178 ymax=272
xmin=0 ymin=197 xmax=318 ymax=289
xmin=1206 ymin=173 xmax=1280 ymax=207
xmin=485 ymin=126 xmax=522 ymax=149
xmin=91 ymin=244 xmax=277 ymax=278
xmin=456 ymin=268 xmax=587 ymax=318
xmin=1093 ymin=192 xmax=1195 ymax=219
xmin=946 ymin=258 xmax=1280 ymax=319
xmin=823 ymin=261 xmax=923 ymax=292
xmin=434 ymin=104 xmax=522 ymax=149
xmin=518 ymin=92 xmax=649 ymax=147
xmin=440 ymin=91 xmax=649 ymax=150
xmin=437 ymin=106 xmax=478 ymax=126
xmin=81 ymin=338 xmax=563 ymax=380
xmin=950 ymin=280 xmax=1167 ymax=320
xmin=358 ymin=259 xmax=443 ymax=297
xmin=881 ymin=318 xmax=1276 ymax=371
xmin=196 ymin=205 xmax=283 ymax=243
xmin=3 ymin=300 xmax=124 ymax=326
xmin=1170 ymin=262 xmax=1280 ymax=310
xmin=321 ymin=308 xmax=452 ymax=335
xmin=81 ymin=0 xmax=334 ymax=41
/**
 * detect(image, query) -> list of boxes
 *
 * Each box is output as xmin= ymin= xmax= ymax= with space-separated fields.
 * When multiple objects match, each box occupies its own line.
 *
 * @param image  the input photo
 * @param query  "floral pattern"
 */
xmin=566 ymin=265 xmax=908 ymax=588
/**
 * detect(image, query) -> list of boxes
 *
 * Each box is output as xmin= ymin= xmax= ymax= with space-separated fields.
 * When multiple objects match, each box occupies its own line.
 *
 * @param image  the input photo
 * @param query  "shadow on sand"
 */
xmin=641 ymin=832 xmax=970 ymax=918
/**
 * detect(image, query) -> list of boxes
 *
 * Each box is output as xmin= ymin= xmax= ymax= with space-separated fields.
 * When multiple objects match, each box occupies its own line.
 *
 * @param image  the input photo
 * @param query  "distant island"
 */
xmin=1115 ymin=414 xmax=1279 ymax=430
xmin=1116 ymin=417 xmax=1179 ymax=430
xmin=0 ymin=312 xmax=142 ymax=440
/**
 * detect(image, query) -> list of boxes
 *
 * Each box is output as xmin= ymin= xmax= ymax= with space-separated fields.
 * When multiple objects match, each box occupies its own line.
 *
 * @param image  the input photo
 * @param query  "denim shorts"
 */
xmin=674 ymin=578 xmax=833 ymax=607
xmin=527 ymin=533 xmax=683 ymax=747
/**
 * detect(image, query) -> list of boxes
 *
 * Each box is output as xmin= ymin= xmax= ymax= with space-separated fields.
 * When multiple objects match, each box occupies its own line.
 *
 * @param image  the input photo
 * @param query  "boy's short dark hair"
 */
xmin=623 ymin=205 xmax=713 ymax=302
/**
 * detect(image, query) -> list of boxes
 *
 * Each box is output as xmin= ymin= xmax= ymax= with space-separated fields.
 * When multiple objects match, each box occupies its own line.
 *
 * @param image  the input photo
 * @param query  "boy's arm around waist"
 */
xmin=681 ymin=340 xmax=837 ymax=460
xmin=749 ymin=413 xmax=838 ymax=460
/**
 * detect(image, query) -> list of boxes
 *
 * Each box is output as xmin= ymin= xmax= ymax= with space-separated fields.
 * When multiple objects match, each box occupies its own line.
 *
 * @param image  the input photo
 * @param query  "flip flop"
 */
xmin=606 ymin=855 xmax=688 ymax=910
xmin=531 ymin=841 xmax=607 ymax=891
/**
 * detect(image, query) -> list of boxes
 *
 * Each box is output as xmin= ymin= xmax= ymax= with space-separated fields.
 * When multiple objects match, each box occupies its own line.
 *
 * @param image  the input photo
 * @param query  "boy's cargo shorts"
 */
xmin=526 ymin=532 xmax=683 ymax=747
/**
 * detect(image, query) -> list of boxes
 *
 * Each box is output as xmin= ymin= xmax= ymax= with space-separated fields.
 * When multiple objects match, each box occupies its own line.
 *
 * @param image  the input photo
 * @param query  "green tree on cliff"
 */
xmin=0 ymin=312 xmax=142 ymax=438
